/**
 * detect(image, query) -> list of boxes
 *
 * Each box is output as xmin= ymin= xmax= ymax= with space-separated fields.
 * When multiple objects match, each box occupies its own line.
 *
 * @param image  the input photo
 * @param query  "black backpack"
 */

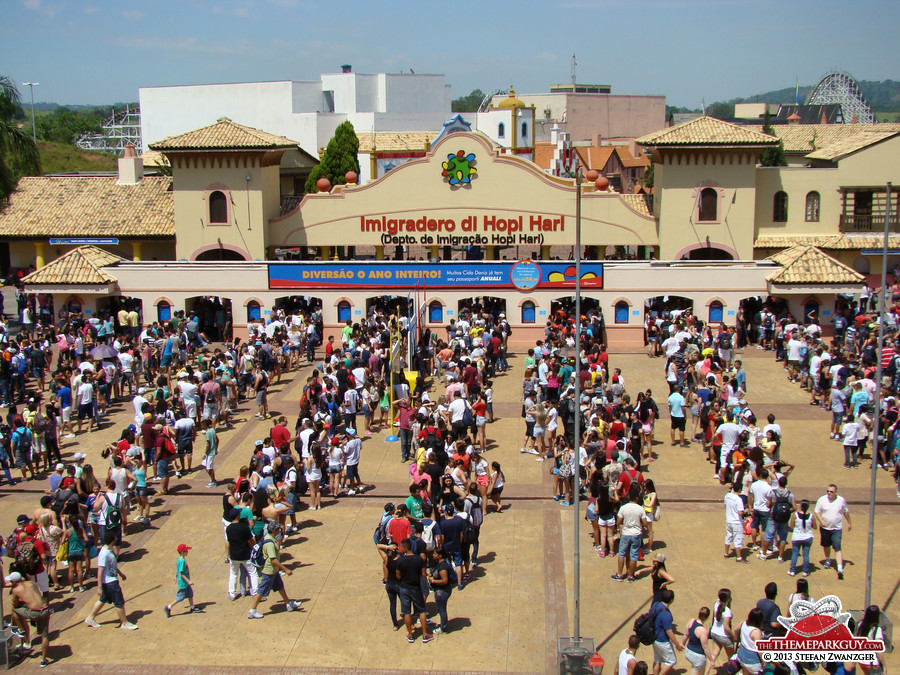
xmin=771 ymin=491 xmax=792 ymax=524
xmin=719 ymin=333 xmax=732 ymax=350
xmin=461 ymin=518 xmax=477 ymax=546
xmin=634 ymin=604 xmax=661 ymax=646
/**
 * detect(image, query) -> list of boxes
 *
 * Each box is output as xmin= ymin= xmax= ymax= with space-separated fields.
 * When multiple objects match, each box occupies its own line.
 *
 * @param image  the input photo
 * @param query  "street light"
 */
xmin=22 ymin=82 xmax=38 ymax=146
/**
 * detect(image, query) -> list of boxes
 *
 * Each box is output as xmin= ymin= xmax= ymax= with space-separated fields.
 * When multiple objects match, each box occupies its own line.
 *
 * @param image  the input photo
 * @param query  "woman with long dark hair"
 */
xmin=707 ymin=588 xmax=736 ymax=672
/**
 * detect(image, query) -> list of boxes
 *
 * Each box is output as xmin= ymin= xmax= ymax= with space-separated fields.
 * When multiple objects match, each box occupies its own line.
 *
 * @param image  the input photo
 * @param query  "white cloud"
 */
xmin=122 ymin=9 xmax=146 ymax=20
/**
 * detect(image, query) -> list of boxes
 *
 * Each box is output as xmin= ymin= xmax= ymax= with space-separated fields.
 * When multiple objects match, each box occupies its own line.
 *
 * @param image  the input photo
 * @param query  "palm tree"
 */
xmin=0 ymin=76 xmax=41 ymax=206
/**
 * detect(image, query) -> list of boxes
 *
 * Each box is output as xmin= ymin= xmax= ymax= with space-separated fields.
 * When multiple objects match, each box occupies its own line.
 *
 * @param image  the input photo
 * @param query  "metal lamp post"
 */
xmin=22 ymin=82 xmax=38 ymax=145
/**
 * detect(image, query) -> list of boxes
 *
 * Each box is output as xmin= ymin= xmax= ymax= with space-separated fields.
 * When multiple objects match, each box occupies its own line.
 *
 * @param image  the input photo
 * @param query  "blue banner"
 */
xmin=268 ymin=261 xmax=602 ymax=291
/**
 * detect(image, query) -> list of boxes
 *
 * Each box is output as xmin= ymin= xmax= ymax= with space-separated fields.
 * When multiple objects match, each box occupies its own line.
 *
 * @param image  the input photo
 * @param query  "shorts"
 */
xmin=447 ymin=550 xmax=463 ymax=567
xmin=256 ymin=571 xmax=284 ymax=598
xmin=255 ymin=390 xmax=267 ymax=407
xmin=618 ymin=534 xmax=642 ymax=561
xmin=685 ymin=648 xmax=707 ymax=669
xmin=13 ymin=606 xmax=50 ymax=638
xmin=202 ymin=454 xmax=215 ymax=471
xmin=525 ymin=421 xmax=535 ymax=438
xmin=711 ymin=633 xmax=734 ymax=648
xmin=476 ymin=474 xmax=489 ymax=487
xmin=764 ymin=519 xmax=788 ymax=544
xmin=585 ymin=502 xmax=599 ymax=522
xmin=490 ymin=486 xmax=503 ymax=497
xmin=476 ymin=415 xmax=486 ymax=427
xmin=399 ymin=585 xmax=427 ymax=615
xmin=202 ymin=402 xmax=219 ymax=421
xmin=157 ymin=458 xmax=171 ymax=478
xmin=724 ymin=522 xmax=744 ymax=547
xmin=175 ymin=586 xmax=194 ymax=603
xmin=670 ymin=416 xmax=686 ymax=431
xmin=821 ymin=528 xmax=843 ymax=551
xmin=345 ymin=464 xmax=359 ymax=482
xmin=99 ymin=580 xmax=125 ymax=607
xmin=599 ymin=514 xmax=617 ymax=527
xmin=61 ymin=406 xmax=72 ymax=423
xmin=99 ymin=524 xmax=122 ymax=547
xmin=78 ymin=403 xmax=93 ymax=420
xmin=68 ymin=550 xmax=86 ymax=563
xmin=184 ymin=401 xmax=197 ymax=419
xmin=533 ymin=426 xmax=545 ymax=438
xmin=328 ymin=464 xmax=342 ymax=474
xmin=136 ymin=486 xmax=150 ymax=499
xmin=737 ymin=645 xmax=762 ymax=674
xmin=750 ymin=509 xmax=768 ymax=531
xmin=653 ymin=640 xmax=677 ymax=666
xmin=14 ymin=448 xmax=30 ymax=468
xmin=832 ymin=411 xmax=844 ymax=425
xmin=160 ymin=355 xmax=172 ymax=368
xmin=284 ymin=491 xmax=296 ymax=515
xmin=34 ymin=570 xmax=49 ymax=594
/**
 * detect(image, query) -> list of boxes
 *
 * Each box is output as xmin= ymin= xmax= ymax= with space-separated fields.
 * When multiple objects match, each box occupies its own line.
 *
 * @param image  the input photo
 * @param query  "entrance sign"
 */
xmin=268 ymin=261 xmax=603 ymax=291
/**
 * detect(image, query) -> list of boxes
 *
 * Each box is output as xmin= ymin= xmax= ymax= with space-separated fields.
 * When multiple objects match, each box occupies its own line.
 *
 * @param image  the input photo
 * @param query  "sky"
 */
xmin=1 ymin=0 xmax=898 ymax=109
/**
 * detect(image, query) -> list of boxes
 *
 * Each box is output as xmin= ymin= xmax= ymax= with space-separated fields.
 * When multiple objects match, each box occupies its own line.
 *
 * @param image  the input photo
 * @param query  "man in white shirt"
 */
xmin=748 ymin=467 xmax=773 ymax=550
xmin=786 ymin=333 xmax=803 ymax=382
xmin=178 ymin=375 xmax=200 ymax=421
xmin=297 ymin=419 xmax=315 ymax=460
xmin=814 ymin=484 xmax=851 ymax=580
xmin=132 ymin=389 xmax=149 ymax=428
xmin=448 ymin=390 xmax=467 ymax=440
xmin=723 ymin=482 xmax=748 ymax=562
xmin=715 ymin=418 xmax=742 ymax=482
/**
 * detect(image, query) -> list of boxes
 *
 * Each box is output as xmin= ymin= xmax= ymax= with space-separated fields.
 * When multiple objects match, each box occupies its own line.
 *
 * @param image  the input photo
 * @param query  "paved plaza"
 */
xmin=1 ymin=346 xmax=898 ymax=674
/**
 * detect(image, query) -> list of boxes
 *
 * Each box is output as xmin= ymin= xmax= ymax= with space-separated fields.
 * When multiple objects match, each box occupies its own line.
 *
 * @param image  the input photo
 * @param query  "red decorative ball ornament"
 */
xmin=595 ymin=175 xmax=610 ymax=191
xmin=316 ymin=177 xmax=332 ymax=193
xmin=585 ymin=169 xmax=599 ymax=182
xmin=344 ymin=171 xmax=358 ymax=184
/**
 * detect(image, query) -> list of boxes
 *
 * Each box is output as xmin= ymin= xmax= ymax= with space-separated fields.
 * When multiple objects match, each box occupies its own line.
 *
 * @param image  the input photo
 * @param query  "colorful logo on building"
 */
xmin=756 ymin=595 xmax=884 ymax=663
xmin=442 ymin=151 xmax=477 ymax=185
xmin=545 ymin=264 xmax=602 ymax=288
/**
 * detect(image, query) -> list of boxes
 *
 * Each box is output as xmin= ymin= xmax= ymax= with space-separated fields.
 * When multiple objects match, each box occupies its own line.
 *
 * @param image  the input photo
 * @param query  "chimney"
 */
xmin=117 ymin=144 xmax=144 ymax=185
xmin=341 ymin=64 xmax=352 ymax=73
xmin=787 ymin=113 xmax=802 ymax=126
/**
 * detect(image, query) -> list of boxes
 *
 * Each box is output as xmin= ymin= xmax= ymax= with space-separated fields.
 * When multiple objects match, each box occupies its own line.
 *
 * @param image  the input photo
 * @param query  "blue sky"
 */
xmin=2 ymin=0 xmax=897 ymax=108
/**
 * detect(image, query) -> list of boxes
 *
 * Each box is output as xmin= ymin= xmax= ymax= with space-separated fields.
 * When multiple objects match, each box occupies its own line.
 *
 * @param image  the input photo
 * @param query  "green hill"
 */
xmin=737 ymin=79 xmax=900 ymax=111
xmin=36 ymin=141 xmax=117 ymax=174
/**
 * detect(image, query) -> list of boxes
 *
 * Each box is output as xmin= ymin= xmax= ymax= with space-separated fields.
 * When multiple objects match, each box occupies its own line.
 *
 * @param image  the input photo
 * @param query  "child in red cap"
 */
xmin=164 ymin=544 xmax=200 ymax=617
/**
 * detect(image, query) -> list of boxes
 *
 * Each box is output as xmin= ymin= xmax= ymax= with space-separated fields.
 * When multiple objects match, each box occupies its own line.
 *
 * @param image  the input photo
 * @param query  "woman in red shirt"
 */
xmin=472 ymin=393 xmax=488 ymax=452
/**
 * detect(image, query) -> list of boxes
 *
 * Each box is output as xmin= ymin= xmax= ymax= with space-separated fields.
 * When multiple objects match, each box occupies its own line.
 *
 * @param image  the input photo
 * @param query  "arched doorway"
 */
xmin=185 ymin=296 xmax=232 ymax=342
xmin=97 ymin=296 xmax=144 ymax=337
xmin=457 ymin=296 xmax=507 ymax=321
xmin=687 ymin=247 xmax=734 ymax=261
xmin=644 ymin=295 xmax=694 ymax=321
xmin=195 ymin=248 xmax=247 ymax=262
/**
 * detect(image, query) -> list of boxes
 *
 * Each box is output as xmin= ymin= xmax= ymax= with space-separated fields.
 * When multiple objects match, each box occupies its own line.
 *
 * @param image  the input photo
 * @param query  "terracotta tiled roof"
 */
xmin=149 ymin=118 xmax=298 ymax=151
xmin=616 ymin=147 xmax=650 ymax=168
xmin=766 ymin=245 xmax=864 ymax=285
xmin=0 ymin=176 xmax=173 ymax=238
xmin=619 ymin=193 xmax=653 ymax=217
xmin=532 ymin=143 xmax=555 ymax=170
xmin=576 ymin=146 xmax=615 ymax=172
xmin=22 ymin=245 xmax=125 ymax=285
xmin=755 ymin=234 xmax=900 ymax=250
xmin=357 ymin=132 xmax=433 ymax=153
xmin=637 ymin=116 xmax=779 ymax=147
xmin=744 ymin=123 xmax=900 ymax=154
xmin=138 ymin=149 xmax=169 ymax=168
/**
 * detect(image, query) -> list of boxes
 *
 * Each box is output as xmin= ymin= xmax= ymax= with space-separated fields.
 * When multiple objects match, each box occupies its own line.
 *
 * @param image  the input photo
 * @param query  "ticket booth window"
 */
xmin=521 ymin=301 xmax=535 ymax=324
xmin=247 ymin=300 xmax=261 ymax=322
xmin=428 ymin=301 xmax=443 ymax=323
xmin=708 ymin=301 xmax=724 ymax=323
xmin=337 ymin=301 xmax=352 ymax=323
xmin=614 ymin=301 xmax=629 ymax=324
xmin=157 ymin=300 xmax=171 ymax=323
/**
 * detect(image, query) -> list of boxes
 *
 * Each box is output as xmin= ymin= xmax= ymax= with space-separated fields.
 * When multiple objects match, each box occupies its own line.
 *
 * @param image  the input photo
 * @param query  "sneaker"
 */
xmin=787 ymin=571 xmax=796 ymax=577
xmin=175 ymin=472 xmax=183 ymax=479
xmin=433 ymin=626 xmax=445 ymax=634
xmin=286 ymin=600 xmax=302 ymax=612
xmin=837 ymin=571 xmax=844 ymax=580
xmin=347 ymin=489 xmax=356 ymax=496
xmin=205 ymin=482 xmax=218 ymax=488
xmin=520 ymin=448 xmax=527 ymax=454
xmin=553 ymin=495 xmax=563 ymax=502
xmin=64 ymin=433 xmax=76 ymax=439
xmin=560 ymin=501 xmax=571 ymax=506
xmin=189 ymin=606 xmax=203 ymax=613
xmin=164 ymin=605 xmax=171 ymax=618
xmin=757 ymin=553 xmax=768 ymax=560
xmin=247 ymin=609 xmax=264 ymax=619
xmin=823 ymin=560 xmax=833 ymax=569
xmin=597 ymin=551 xmax=607 ymax=558
xmin=777 ymin=558 xmax=786 ymax=564
xmin=422 ymin=634 xmax=435 ymax=643
xmin=119 ymin=622 xmax=138 ymax=630
xmin=40 ymin=659 xmax=50 ymax=668
xmin=802 ymin=572 xmax=810 ymax=577
xmin=611 ymin=574 xmax=625 ymax=582
xmin=84 ymin=618 xmax=100 ymax=628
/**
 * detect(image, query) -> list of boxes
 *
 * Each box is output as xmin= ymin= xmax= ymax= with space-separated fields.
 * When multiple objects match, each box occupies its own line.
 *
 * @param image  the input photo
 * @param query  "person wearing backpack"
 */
xmin=94 ymin=478 xmax=124 ymax=557
xmin=83 ymin=530 xmax=138 ymax=630
xmin=11 ymin=417 xmax=35 ymax=482
xmin=463 ymin=483 xmax=484 ymax=568
xmin=426 ymin=546 xmax=456 ymax=634
xmin=787 ymin=499 xmax=817 ymax=577
xmin=759 ymin=476 xmax=794 ymax=562
xmin=247 ymin=521 xmax=302 ymax=619
xmin=650 ymin=589 xmax=682 ymax=675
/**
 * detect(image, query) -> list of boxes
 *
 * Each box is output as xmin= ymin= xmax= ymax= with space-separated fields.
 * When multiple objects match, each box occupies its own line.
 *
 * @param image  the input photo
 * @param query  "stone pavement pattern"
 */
xmin=1 ymin=347 xmax=898 ymax=673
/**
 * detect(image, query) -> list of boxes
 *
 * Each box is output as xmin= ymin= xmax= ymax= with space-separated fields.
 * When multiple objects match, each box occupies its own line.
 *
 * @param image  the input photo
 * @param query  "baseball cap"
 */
xmin=4 ymin=572 xmax=22 ymax=584
xmin=177 ymin=544 xmax=192 ymax=554
xmin=25 ymin=524 xmax=37 ymax=535
xmin=55 ymin=463 xmax=65 ymax=472
xmin=654 ymin=553 xmax=667 ymax=563
xmin=227 ymin=507 xmax=242 ymax=521
xmin=345 ymin=428 xmax=356 ymax=436
xmin=137 ymin=387 xmax=146 ymax=395
xmin=144 ymin=413 xmax=153 ymax=421
xmin=262 ymin=466 xmax=273 ymax=474
xmin=254 ymin=440 xmax=264 ymax=447
xmin=16 ymin=514 xmax=31 ymax=525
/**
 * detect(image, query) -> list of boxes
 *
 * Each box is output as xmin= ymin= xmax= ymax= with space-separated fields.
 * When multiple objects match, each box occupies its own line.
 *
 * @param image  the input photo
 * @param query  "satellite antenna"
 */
xmin=571 ymin=53 xmax=577 ymax=86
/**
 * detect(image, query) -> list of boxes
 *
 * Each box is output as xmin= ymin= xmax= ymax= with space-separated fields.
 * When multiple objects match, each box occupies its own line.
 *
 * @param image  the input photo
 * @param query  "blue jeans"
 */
xmin=385 ymin=581 xmax=400 ymax=625
xmin=790 ymin=539 xmax=811 ymax=574
xmin=843 ymin=444 xmax=858 ymax=466
xmin=0 ymin=457 xmax=13 ymax=484
xmin=434 ymin=588 xmax=452 ymax=629
xmin=399 ymin=427 xmax=412 ymax=461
